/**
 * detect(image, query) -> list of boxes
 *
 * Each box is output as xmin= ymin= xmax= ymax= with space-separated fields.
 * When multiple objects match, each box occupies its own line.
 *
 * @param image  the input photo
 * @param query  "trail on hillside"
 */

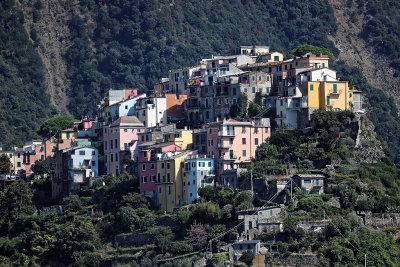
xmin=328 ymin=0 xmax=400 ymax=109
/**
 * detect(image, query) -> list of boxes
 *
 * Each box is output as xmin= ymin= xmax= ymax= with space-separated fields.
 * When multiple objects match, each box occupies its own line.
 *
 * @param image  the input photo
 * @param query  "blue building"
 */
xmin=108 ymin=94 xmax=147 ymax=123
xmin=184 ymin=155 xmax=214 ymax=204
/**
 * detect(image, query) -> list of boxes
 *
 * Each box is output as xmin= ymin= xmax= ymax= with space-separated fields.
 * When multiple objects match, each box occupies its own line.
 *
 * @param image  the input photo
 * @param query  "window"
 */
xmin=167 ymin=162 xmax=170 ymax=169
xmin=274 ymin=56 xmax=279 ymax=61
xmin=242 ymin=138 xmax=246 ymax=144
xmin=162 ymin=175 xmax=166 ymax=182
xmin=115 ymin=139 xmax=118 ymax=148
xmin=66 ymin=132 xmax=70 ymax=139
xmin=168 ymin=186 xmax=171 ymax=195
xmin=111 ymin=154 xmax=113 ymax=162
xmin=229 ymin=137 xmax=233 ymax=144
xmin=255 ymin=138 xmax=259 ymax=145
xmin=151 ymin=163 xmax=155 ymax=169
xmin=92 ymin=160 xmax=96 ymax=166
xmin=304 ymin=179 xmax=311 ymax=183
xmin=190 ymin=193 xmax=193 ymax=197
xmin=252 ymin=87 xmax=255 ymax=93
xmin=142 ymin=176 xmax=147 ymax=183
xmin=125 ymin=105 xmax=128 ymax=109
xmin=242 ymin=150 xmax=247 ymax=156
xmin=79 ymin=150 xmax=85 ymax=155
xmin=244 ymin=88 xmax=247 ymax=92
xmin=157 ymin=173 xmax=160 ymax=182
xmin=110 ymin=141 xmax=113 ymax=149
xmin=167 ymin=173 xmax=171 ymax=182
xmin=124 ymin=143 xmax=128 ymax=150
xmin=17 ymin=153 xmax=20 ymax=158
xmin=252 ymin=76 xmax=255 ymax=81
xmin=92 ymin=150 xmax=96 ymax=155
xmin=40 ymin=155 xmax=44 ymax=160
xmin=333 ymin=84 xmax=337 ymax=93
xmin=314 ymin=63 xmax=318 ymax=68
xmin=208 ymin=162 xmax=211 ymax=167
xmin=142 ymin=164 xmax=146 ymax=171
xmin=258 ymin=76 xmax=261 ymax=81
xmin=322 ymin=63 xmax=325 ymax=68
xmin=242 ymin=126 xmax=246 ymax=133
xmin=267 ymin=76 xmax=269 ymax=81
xmin=259 ymin=88 xmax=262 ymax=92
xmin=267 ymin=87 xmax=270 ymax=93
xmin=280 ymin=100 xmax=283 ymax=106
xmin=124 ymin=129 xmax=127 ymax=132
xmin=310 ymin=84 xmax=314 ymax=91
xmin=161 ymin=163 xmax=165 ymax=169
xmin=284 ymin=65 xmax=287 ymax=70
xmin=17 ymin=162 xmax=21 ymax=167
xmin=105 ymin=155 xmax=107 ymax=163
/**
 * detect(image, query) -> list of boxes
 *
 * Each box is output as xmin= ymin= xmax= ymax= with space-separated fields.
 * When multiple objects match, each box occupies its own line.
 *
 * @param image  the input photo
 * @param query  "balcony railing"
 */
xmin=217 ymin=143 xmax=230 ymax=149
xmin=329 ymin=89 xmax=343 ymax=95
xmin=218 ymin=131 xmax=235 ymax=137
xmin=276 ymin=114 xmax=286 ymax=119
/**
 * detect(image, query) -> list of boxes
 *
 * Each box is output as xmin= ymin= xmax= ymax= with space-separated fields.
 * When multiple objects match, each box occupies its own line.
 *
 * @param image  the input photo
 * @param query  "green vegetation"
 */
xmin=357 ymin=0 xmax=400 ymax=72
xmin=249 ymin=110 xmax=357 ymax=176
xmin=332 ymin=61 xmax=400 ymax=162
xmin=0 ymin=154 xmax=11 ymax=174
xmin=37 ymin=115 xmax=78 ymax=138
xmin=289 ymin=44 xmax=336 ymax=59
xmin=0 ymin=0 xmax=55 ymax=145
xmin=31 ymin=160 xmax=54 ymax=177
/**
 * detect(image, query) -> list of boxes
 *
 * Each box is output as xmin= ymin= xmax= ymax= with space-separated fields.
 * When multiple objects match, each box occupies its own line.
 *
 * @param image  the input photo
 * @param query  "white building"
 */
xmin=136 ymin=97 xmax=167 ymax=128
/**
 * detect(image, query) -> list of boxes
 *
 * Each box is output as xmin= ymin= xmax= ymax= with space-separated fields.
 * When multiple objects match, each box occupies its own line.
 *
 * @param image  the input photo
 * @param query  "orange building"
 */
xmin=166 ymin=94 xmax=187 ymax=123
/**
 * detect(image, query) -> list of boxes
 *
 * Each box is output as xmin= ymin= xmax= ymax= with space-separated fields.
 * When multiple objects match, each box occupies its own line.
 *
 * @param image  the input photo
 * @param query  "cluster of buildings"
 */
xmin=0 ymin=45 xmax=363 ymax=212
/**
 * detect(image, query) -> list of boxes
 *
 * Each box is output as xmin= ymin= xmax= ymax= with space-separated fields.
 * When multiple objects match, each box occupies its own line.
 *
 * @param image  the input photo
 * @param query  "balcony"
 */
xmin=276 ymin=114 xmax=286 ymax=119
xmin=329 ymin=89 xmax=343 ymax=95
xmin=218 ymin=131 xmax=235 ymax=137
xmin=220 ymin=156 xmax=237 ymax=160
xmin=217 ymin=143 xmax=230 ymax=149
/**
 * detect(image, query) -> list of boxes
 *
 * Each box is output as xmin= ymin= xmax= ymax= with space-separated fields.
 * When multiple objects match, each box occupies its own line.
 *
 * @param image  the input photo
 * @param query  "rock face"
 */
xmin=353 ymin=115 xmax=386 ymax=163
xmin=328 ymin=0 xmax=400 ymax=109
xmin=17 ymin=0 xmax=83 ymax=114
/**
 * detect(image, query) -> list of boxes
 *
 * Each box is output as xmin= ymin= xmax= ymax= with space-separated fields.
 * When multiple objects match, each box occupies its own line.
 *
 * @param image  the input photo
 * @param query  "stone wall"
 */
xmin=270 ymin=254 xmax=321 ymax=267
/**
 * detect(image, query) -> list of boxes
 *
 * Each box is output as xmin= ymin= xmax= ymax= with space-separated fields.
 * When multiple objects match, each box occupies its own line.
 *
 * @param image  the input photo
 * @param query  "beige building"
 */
xmin=0 ymin=148 xmax=24 ymax=175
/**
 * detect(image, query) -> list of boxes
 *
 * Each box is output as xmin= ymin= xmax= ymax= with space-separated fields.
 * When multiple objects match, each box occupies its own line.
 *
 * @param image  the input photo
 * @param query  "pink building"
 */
xmin=103 ymin=116 xmax=145 ymax=176
xmin=23 ymin=140 xmax=56 ymax=178
xmin=138 ymin=141 xmax=181 ymax=198
xmin=204 ymin=118 xmax=270 ymax=185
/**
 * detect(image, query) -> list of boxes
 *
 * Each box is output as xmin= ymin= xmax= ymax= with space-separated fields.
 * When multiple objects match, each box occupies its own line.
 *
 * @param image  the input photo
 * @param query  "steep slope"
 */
xmin=0 ymin=0 xmax=53 ymax=145
xmin=328 ymin=0 xmax=400 ymax=108
xmin=17 ymin=0 xmax=83 ymax=114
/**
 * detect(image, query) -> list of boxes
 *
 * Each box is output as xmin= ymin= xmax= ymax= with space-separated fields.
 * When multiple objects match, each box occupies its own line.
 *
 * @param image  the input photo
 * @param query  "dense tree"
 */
xmin=239 ymin=250 xmax=255 ymax=266
xmin=0 ymin=154 xmax=11 ymax=174
xmin=31 ymin=160 xmax=54 ymax=177
xmin=289 ymin=44 xmax=336 ymax=59
xmin=37 ymin=115 xmax=78 ymax=138
xmin=185 ymin=222 xmax=208 ymax=250
xmin=229 ymin=93 xmax=248 ymax=120
xmin=0 ymin=181 xmax=35 ymax=231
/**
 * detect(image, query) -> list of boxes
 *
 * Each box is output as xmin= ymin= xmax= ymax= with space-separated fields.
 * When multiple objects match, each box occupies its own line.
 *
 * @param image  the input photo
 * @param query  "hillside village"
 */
xmin=3 ymin=46 xmax=399 ymax=266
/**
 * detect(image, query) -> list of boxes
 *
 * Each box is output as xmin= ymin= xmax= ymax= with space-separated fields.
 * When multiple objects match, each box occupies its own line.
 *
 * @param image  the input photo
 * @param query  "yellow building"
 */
xmin=163 ymin=129 xmax=193 ymax=150
xmin=302 ymin=81 xmax=350 ymax=111
xmin=60 ymin=128 xmax=78 ymax=140
xmin=156 ymin=150 xmax=194 ymax=212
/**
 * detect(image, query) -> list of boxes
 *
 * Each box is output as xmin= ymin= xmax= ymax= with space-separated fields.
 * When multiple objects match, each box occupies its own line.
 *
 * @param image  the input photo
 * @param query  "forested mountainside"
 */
xmin=0 ymin=0 xmax=55 ymax=146
xmin=2 ymin=0 xmax=400 ymax=161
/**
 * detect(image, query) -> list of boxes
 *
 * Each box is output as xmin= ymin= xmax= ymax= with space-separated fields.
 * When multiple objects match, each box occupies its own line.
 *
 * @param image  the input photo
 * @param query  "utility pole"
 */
xmin=323 ymin=209 xmax=326 ymax=240
xmin=209 ymin=240 xmax=213 ymax=258
xmin=290 ymin=177 xmax=293 ymax=199
xmin=250 ymin=169 xmax=254 ymax=197
xmin=364 ymin=253 xmax=366 ymax=267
